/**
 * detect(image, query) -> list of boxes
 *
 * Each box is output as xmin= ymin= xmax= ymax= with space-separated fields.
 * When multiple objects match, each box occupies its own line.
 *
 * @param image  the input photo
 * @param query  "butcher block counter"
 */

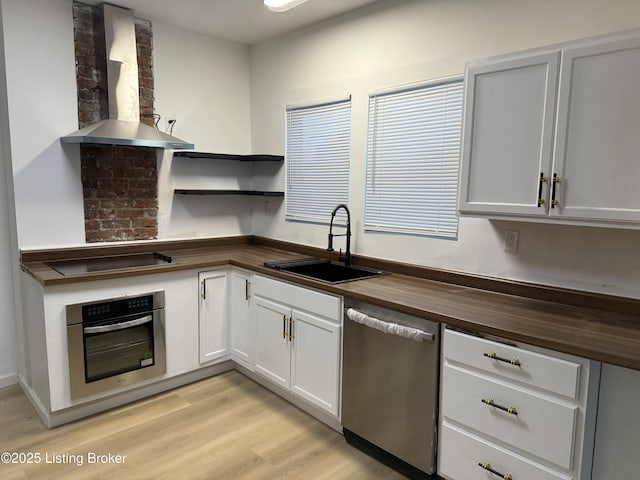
xmin=20 ymin=235 xmax=640 ymax=371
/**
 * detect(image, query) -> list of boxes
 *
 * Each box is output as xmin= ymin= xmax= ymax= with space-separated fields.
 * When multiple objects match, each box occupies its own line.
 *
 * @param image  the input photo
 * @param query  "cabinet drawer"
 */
xmin=439 ymin=422 xmax=569 ymax=480
xmin=253 ymin=275 xmax=341 ymax=322
xmin=441 ymin=364 xmax=577 ymax=469
xmin=444 ymin=329 xmax=580 ymax=398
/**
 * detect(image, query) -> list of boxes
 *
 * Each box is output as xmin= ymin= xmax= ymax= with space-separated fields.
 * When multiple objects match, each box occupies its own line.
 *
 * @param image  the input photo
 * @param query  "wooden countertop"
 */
xmin=21 ymin=236 xmax=640 ymax=372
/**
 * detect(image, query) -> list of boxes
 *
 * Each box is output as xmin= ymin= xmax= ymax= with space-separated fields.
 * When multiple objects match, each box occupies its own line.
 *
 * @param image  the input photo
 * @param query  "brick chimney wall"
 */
xmin=72 ymin=2 xmax=158 ymax=243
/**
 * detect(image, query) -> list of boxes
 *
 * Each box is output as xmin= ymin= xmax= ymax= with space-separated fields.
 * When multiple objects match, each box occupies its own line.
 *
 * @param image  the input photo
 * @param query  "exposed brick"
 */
xmin=75 ymin=2 xmax=157 ymax=243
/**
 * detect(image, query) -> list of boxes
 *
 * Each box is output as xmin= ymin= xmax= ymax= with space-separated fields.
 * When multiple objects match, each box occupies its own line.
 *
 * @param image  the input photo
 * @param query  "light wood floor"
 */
xmin=0 ymin=371 xmax=404 ymax=479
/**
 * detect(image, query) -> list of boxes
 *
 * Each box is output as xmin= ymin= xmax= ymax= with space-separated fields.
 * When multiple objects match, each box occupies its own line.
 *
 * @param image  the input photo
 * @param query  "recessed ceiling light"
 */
xmin=263 ymin=0 xmax=310 ymax=13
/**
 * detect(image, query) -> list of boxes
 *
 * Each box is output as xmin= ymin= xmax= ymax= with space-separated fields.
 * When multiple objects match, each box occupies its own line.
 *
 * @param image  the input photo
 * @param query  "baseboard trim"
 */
xmin=234 ymin=363 xmax=342 ymax=433
xmin=20 ymin=359 xmax=341 ymax=432
xmin=0 ymin=372 xmax=18 ymax=388
xmin=24 ymin=362 xmax=234 ymax=429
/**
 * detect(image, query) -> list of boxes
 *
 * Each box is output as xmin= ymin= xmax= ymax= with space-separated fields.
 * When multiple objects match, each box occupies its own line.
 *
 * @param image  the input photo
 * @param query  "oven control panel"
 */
xmin=66 ymin=291 xmax=165 ymax=326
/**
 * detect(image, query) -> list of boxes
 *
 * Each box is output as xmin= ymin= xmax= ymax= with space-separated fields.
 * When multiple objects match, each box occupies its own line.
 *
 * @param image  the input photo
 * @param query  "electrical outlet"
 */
xmin=504 ymin=230 xmax=519 ymax=254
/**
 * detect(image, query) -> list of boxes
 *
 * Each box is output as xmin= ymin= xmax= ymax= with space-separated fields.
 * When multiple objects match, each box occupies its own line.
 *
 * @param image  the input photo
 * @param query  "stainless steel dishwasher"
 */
xmin=342 ymin=299 xmax=440 ymax=479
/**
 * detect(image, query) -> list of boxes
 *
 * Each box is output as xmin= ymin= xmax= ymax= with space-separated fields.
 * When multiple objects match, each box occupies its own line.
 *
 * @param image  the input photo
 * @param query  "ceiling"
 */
xmin=82 ymin=0 xmax=382 ymax=45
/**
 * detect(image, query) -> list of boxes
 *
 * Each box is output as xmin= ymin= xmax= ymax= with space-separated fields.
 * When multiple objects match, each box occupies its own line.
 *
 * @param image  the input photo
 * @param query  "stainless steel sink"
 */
xmin=264 ymin=258 xmax=384 ymax=284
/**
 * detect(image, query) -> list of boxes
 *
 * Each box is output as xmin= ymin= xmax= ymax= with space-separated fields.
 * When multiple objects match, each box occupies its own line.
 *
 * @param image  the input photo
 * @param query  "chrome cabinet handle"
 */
xmin=478 ymin=462 xmax=513 ymax=480
xmin=484 ymin=351 xmax=521 ymax=366
xmin=289 ymin=318 xmax=295 ymax=342
xmin=481 ymin=398 xmax=518 ymax=416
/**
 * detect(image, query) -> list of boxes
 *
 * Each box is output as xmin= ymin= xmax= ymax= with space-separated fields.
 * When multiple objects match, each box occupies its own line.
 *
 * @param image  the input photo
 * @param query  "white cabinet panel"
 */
xmin=459 ymin=51 xmax=559 ymax=216
xmin=254 ymin=296 xmax=291 ymax=388
xmin=252 ymin=275 xmax=341 ymax=320
xmin=198 ymin=270 xmax=228 ymax=364
xmin=553 ymin=35 xmax=640 ymax=222
xmin=229 ymin=269 xmax=253 ymax=367
xmin=441 ymin=364 xmax=577 ymax=469
xmin=439 ymin=422 xmax=570 ymax=480
xmin=291 ymin=309 xmax=341 ymax=416
xmin=592 ymin=364 xmax=640 ymax=478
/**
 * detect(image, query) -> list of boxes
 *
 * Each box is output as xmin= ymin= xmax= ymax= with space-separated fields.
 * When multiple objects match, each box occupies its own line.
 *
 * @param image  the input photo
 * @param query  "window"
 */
xmin=285 ymin=98 xmax=351 ymax=223
xmin=365 ymin=78 xmax=463 ymax=238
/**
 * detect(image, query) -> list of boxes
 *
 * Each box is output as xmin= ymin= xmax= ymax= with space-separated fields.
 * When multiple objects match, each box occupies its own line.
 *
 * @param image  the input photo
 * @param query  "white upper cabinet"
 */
xmin=459 ymin=51 xmax=560 ymax=216
xmin=459 ymin=30 xmax=640 ymax=228
xmin=553 ymin=35 xmax=640 ymax=222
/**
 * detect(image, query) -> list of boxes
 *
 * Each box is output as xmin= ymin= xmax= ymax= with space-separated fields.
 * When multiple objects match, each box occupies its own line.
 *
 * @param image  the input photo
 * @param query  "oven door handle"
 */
xmin=83 ymin=315 xmax=153 ymax=334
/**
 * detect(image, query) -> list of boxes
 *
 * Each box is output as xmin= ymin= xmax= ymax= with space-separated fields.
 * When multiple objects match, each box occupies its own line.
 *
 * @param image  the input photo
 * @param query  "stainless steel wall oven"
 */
xmin=66 ymin=291 xmax=166 ymax=400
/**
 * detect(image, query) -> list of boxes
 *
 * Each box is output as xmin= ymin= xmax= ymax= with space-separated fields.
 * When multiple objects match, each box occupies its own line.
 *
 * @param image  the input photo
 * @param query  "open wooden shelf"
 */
xmin=173 ymin=152 xmax=283 ymax=162
xmin=174 ymin=189 xmax=284 ymax=197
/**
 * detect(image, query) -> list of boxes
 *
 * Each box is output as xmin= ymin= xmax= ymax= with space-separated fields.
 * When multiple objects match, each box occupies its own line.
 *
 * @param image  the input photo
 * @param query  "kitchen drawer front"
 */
xmin=439 ymin=422 xmax=570 ymax=480
xmin=444 ymin=329 xmax=580 ymax=398
xmin=441 ymin=364 xmax=577 ymax=469
xmin=253 ymin=275 xmax=341 ymax=322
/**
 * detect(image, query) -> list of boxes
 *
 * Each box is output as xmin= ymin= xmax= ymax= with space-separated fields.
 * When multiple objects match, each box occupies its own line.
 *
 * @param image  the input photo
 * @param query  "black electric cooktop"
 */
xmin=47 ymin=252 xmax=174 ymax=276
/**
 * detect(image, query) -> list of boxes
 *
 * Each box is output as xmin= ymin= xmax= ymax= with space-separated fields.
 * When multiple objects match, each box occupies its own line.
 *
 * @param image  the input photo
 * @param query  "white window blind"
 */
xmin=286 ymin=98 xmax=351 ymax=223
xmin=365 ymin=78 xmax=463 ymax=238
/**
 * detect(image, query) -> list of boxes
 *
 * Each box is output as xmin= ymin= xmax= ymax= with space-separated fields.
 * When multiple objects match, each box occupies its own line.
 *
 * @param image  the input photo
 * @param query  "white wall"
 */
xmin=1 ymin=1 xmax=255 ymax=248
xmin=249 ymin=0 xmax=640 ymax=298
xmin=152 ymin=23 xmax=253 ymax=239
xmin=2 ymin=0 xmax=85 ymax=249
xmin=0 ymin=0 xmax=17 ymax=387
xmin=0 ymin=1 xmax=254 ymax=384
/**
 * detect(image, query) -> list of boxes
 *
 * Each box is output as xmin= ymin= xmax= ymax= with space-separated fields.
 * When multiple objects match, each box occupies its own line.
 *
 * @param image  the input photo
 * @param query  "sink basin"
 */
xmin=264 ymin=258 xmax=384 ymax=284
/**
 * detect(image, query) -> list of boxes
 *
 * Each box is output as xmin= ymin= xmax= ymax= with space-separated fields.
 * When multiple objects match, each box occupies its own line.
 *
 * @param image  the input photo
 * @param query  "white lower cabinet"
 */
xmin=253 ymin=275 xmax=342 ymax=417
xmin=198 ymin=269 xmax=229 ymax=364
xmin=254 ymin=296 xmax=291 ymax=387
xmin=290 ymin=308 xmax=340 ymax=414
xmin=229 ymin=268 xmax=253 ymax=368
xmin=438 ymin=328 xmax=600 ymax=480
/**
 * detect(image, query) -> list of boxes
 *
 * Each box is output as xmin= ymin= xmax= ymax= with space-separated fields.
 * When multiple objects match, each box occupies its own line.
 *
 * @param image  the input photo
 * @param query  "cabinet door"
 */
xmin=198 ymin=270 xmax=229 ymax=364
xmin=229 ymin=269 xmax=252 ymax=368
xmin=290 ymin=309 xmax=341 ymax=416
xmin=553 ymin=35 xmax=640 ymax=222
xmin=254 ymin=296 xmax=291 ymax=388
xmin=459 ymin=51 xmax=560 ymax=216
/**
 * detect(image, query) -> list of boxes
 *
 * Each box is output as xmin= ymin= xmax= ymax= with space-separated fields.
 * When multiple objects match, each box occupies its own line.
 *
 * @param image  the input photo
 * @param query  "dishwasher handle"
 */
xmin=346 ymin=308 xmax=434 ymax=342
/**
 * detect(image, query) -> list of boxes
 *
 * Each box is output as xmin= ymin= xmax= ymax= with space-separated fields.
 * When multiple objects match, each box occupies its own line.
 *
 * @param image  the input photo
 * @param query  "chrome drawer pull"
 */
xmin=481 ymin=398 xmax=518 ymax=416
xmin=478 ymin=462 xmax=513 ymax=480
xmin=484 ymin=351 xmax=521 ymax=366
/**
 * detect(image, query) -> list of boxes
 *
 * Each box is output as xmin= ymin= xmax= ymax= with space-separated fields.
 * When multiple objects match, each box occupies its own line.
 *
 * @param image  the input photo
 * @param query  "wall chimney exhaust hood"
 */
xmin=62 ymin=4 xmax=194 ymax=150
